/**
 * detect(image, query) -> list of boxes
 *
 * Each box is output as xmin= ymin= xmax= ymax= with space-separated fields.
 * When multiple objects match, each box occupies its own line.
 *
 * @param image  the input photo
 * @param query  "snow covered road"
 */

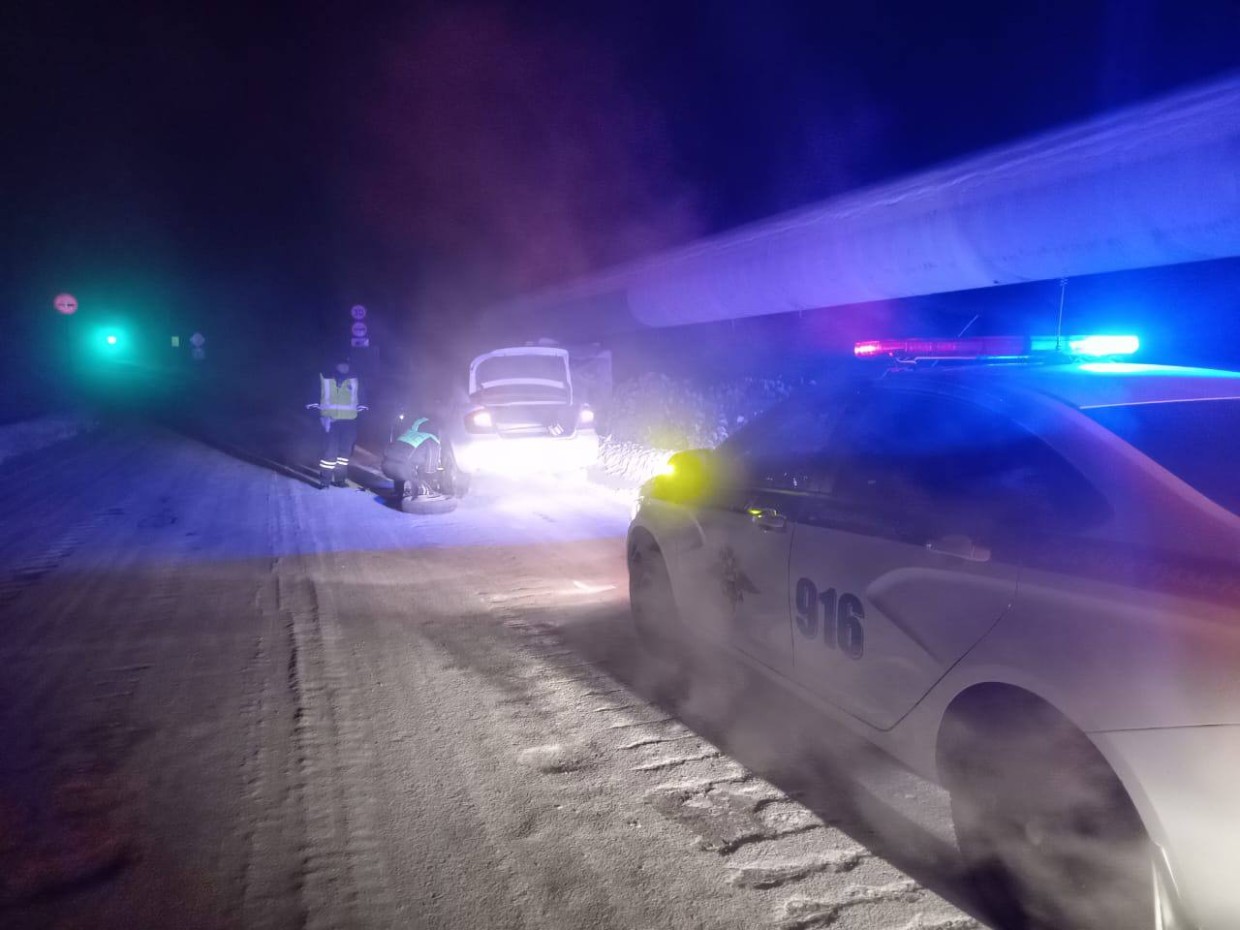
xmin=0 ymin=424 xmax=986 ymax=929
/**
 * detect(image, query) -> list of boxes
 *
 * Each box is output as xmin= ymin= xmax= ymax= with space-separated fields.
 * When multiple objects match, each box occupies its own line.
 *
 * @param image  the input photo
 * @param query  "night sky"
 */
xmin=4 ymin=0 xmax=1239 ymax=348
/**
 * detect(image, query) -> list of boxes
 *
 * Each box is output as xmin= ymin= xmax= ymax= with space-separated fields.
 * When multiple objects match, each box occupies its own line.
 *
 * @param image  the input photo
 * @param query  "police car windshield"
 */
xmin=1085 ymin=399 xmax=1240 ymax=515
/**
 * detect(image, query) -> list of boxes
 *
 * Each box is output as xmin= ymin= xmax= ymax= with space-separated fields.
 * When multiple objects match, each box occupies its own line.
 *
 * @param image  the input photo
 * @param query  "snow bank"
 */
xmin=607 ymin=372 xmax=795 ymax=449
xmin=0 ymin=414 xmax=98 ymax=466
xmin=595 ymin=373 xmax=796 ymax=487
xmin=594 ymin=439 xmax=676 ymax=488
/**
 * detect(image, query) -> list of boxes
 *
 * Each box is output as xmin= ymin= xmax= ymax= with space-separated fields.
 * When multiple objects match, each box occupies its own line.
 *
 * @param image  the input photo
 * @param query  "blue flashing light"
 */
xmin=1066 ymin=334 xmax=1139 ymax=357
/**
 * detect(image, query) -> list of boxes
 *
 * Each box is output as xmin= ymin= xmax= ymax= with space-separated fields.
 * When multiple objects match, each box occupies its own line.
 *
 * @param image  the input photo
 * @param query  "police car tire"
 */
xmin=941 ymin=697 xmax=1177 ymax=929
xmin=401 ymin=495 xmax=458 ymax=515
xmin=628 ymin=538 xmax=681 ymax=651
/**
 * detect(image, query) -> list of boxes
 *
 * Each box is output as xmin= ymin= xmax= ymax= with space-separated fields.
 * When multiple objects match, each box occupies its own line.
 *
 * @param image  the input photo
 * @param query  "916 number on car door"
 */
xmin=794 ymin=578 xmax=864 ymax=660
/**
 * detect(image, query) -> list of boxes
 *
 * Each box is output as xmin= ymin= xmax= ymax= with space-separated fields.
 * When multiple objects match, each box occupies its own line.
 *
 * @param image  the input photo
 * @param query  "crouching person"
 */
xmin=381 ymin=416 xmax=443 ymax=504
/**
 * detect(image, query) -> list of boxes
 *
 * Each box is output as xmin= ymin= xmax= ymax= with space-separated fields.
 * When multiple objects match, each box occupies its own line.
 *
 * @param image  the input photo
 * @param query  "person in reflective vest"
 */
xmin=381 ymin=415 xmax=443 ymax=502
xmin=306 ymin=358 xmax=367 ymax=487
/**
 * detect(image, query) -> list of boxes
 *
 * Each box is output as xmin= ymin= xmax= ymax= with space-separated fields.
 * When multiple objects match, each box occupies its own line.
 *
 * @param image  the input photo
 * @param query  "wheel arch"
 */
xmin=934 ymin=682 xmax=1165 ymax=849
xmin=626 ymin=524 xmax=661 ymax=562
xmin=934 ymin=682 xmax=1197 ymax=927
xmin=936 ymin=682 xmax=1083 ymax=781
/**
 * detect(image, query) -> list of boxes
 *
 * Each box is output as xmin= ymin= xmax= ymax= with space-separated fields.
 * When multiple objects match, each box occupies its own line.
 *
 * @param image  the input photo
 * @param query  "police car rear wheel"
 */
xmin=942 ymin=697 xmax=1178 ymax=929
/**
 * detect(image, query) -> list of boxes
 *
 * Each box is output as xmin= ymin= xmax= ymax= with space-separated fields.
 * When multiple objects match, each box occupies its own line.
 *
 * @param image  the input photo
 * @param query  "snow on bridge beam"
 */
xmin=483 ymin=73 xmax=1240 ymax=332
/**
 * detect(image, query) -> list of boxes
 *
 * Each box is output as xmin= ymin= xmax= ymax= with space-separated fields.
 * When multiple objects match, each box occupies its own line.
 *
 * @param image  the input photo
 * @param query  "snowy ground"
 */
xmin=0 ymin=422 xmax=987 ymax=929
xmin=0 ymin=413 xmax=98 ymax=466
xmin=594 ymin=372 xmax=798 ymax=488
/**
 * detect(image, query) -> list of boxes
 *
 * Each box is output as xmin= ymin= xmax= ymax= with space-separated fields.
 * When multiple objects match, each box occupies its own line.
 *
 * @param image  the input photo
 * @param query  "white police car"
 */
xmin=628 ymin=334 xmax=1240 ymax=929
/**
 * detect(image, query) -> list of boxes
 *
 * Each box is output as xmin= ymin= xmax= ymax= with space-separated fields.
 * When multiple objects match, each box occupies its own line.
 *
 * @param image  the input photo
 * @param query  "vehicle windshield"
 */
xmin=1084 ymin=399 xmax=1240 ymax=515
xmin=472 ymin=353 xmax=570 ymax=403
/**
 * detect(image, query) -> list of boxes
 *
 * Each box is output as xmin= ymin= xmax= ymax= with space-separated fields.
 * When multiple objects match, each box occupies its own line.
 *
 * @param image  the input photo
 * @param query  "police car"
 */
xmin=627 ymin=334 xmax=1240 ymax=930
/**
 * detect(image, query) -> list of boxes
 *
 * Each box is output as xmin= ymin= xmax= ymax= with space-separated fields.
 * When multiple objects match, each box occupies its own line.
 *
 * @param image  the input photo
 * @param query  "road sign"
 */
xmin=351 ymin=321 xmax=367 ymax=339
xmin=351 ymin=337 xmax=370 ymax=348
xmin=351 ymin=304 xmax=367 ymax=321
xmin=53 ymin=293 xmax=78 ymax=315
xmin=191 ymin=347 xmax=206 ymax=361
xmin=190 ymin=331 xmax=206 ymax=348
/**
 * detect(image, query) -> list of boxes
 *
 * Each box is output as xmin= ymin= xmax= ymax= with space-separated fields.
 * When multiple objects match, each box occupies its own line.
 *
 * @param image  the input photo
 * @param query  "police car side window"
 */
xmin=726 ymin=399 xmax=841 ymax=492
xmin=829 ymin=392 xmax=1104 ymax=535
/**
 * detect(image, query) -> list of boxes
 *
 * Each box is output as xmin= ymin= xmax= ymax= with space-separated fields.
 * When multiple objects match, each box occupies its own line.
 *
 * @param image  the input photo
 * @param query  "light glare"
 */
xmin=1068 ymin=334 xmax=1140 ymax=357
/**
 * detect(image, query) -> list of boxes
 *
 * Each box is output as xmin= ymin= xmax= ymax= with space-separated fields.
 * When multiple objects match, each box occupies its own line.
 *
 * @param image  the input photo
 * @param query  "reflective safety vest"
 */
xmin=398 ymin=416 xmax=439 ymax=448
xmin=319 ymin=376 xmax=360 ymax=420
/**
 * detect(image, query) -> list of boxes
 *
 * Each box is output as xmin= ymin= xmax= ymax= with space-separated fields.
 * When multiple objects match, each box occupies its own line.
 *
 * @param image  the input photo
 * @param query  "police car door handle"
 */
xmin=925 ymin=534 xmax=991 ymax=562
xmin=749 ymin=508 xmax=787 ymax=532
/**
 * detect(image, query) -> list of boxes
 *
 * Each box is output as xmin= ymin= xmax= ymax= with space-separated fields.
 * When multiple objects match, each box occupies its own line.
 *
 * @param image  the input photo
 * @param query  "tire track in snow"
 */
xmin=725 ymin=850 xmax=868 ymax=889
xmin=274 ymin=490 xmax=402 ymax=930
xmin=486 ymin=601 xmax=984 ymax=929
xmin=237 ymin=566 xmax=301 ymax=930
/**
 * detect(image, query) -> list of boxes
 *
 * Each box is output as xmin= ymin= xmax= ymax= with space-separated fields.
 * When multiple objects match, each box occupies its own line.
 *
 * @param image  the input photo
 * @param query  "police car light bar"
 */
xmin=854 ymin=334 xmax=1139 ymax=361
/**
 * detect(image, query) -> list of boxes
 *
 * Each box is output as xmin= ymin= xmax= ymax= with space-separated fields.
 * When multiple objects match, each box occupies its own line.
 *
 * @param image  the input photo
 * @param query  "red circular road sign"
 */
xmin=53 ymin=293 xmax=78 ymax=315
xmin=351 ymin=321 xmax=368 ymax=338
xmin=351 ymin=304 xmax=367 ymax=321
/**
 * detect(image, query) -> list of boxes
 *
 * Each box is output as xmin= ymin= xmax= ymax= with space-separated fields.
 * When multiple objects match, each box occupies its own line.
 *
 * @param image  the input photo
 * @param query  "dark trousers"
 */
xmin=318 ymin=418 xmax=358 ymax=484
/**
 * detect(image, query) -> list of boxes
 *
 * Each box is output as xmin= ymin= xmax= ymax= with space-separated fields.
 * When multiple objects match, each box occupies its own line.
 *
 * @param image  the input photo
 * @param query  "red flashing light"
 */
xmin=854 ymin=336 xmax=1030 ymax=360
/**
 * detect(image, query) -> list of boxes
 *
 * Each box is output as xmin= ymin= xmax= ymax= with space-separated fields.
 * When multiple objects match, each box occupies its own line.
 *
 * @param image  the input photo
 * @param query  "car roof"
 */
xmin=895 ymin=362 xmax=1240 ymax=409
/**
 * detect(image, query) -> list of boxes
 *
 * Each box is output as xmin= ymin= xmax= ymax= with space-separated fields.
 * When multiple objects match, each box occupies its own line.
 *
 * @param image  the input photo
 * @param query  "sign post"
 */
xmin=349 ymin=305 xmax=369 ymax=348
